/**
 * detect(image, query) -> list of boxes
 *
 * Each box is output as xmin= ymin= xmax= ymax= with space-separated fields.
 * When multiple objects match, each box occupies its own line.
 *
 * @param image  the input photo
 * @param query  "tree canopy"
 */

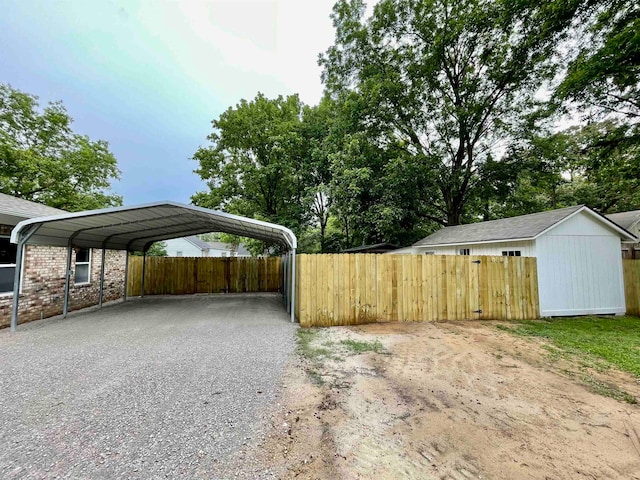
xmin=0 ymin=83 xmax=122 ymax=211
xmin=192 ymin=0 xmax=640 ymax=253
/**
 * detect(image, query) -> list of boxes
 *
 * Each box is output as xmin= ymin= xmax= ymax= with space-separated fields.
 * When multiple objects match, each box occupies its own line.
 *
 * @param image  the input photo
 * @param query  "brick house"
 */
xmin=0 ymin=193 xmax=127 ymax=328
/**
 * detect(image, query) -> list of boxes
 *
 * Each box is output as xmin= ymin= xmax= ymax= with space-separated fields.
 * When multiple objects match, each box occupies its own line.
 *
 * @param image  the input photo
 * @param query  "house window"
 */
xmin=501 ymin=251 xmax=522 ymax=257
xmin=459 ymin=248 xmax=470 ymax=255
xmin=0 ymin=237 xmax=18 ymax=293
xmin=75 ymin=248 xmax=91 ymax=284
xmin=176 ymin=251 xmax=183 ymax=257
xmin=424 ymin=251 xmax=435 ymax=255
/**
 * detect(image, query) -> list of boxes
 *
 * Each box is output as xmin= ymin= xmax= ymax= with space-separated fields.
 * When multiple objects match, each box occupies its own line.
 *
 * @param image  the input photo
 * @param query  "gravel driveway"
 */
xmin=0 ymin=293 xmax=297 ymax=479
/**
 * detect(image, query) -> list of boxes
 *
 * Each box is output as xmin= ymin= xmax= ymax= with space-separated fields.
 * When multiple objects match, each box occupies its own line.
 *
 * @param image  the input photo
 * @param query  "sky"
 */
xmin=0 ymin=0 xmax=337 ymax=205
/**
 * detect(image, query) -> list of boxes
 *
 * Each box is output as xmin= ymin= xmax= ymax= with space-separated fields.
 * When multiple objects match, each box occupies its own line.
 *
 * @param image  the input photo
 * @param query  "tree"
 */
xmin=131 ymin=241 xmax=167 ymax=257
xmin=555 ymin=0 xmax=639 ymax=120
xmin=192 ymin=93 xmax=307 ymax=245
xmin=299 ymin=98 xmax=335 ymax=251
xmin=192 ymin=93 xmax=343 ymax=254
xmin=326 ymin=96 xmax=437 ymax=247
xmin=0 ymin=83 xmax=122 ymax=211
xmin=320 ymin=0 xmax=585 ymax=225
xmin=479 ymin=121 xmax=640 ymax=217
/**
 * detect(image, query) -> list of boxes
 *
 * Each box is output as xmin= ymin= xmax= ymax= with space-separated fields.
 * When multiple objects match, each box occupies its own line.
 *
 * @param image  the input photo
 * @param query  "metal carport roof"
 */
xmin=9 ymin=201 xmax=298 ymax=331
xmin=10 ymin=201 xmax=297 ymax=251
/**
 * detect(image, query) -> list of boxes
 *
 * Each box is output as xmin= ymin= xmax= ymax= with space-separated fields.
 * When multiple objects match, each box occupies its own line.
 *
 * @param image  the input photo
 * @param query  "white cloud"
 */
xmin=118 ymin=0 xmax=336 ymax=106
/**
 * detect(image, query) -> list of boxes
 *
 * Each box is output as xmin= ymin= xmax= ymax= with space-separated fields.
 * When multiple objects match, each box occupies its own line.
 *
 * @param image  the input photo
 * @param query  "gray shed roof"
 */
xmin=606 ymin=210 xmax=640 ymax=231
xmin=0 ymin=192 xmax=65 ymax=220
xmin=414 ymin=205 xmax=636 ymax=247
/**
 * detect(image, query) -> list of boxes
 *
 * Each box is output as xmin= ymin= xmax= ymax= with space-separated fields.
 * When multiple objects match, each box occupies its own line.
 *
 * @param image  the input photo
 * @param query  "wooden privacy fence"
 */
xmin=295 ymin=254 xmax=539 ymax=327
xmin=127 ymin=256 xmax=282 ymax=296
xmin=623 ymin=259 xmax=640 ymax=316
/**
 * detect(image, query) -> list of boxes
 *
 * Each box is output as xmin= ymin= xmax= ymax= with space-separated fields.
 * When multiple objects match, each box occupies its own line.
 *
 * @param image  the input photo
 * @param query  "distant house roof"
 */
xmin=181 ymin=235 xmax=213 ymax=250
xmin=342 ymin=242 xmax=401 ymax=254
xmin=414 ymin=205 xmax=636 ymax=247
xmin=0 ymin=192 xmax=65 ymax=220
xmin=236 ymin=243 xmax=251 ymax=256
xmin=606 ymin=210 xmax=640 ymax=231
xmin=206 ymin=241 xmax=235 ymax=251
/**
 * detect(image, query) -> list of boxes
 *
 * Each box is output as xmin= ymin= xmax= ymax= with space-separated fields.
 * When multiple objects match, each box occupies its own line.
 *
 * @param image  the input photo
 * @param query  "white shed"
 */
xmin=401 ymin=206 xmax=637 ymax=317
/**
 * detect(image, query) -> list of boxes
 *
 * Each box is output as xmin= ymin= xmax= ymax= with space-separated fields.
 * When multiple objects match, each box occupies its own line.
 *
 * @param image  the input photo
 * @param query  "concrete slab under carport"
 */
xmin=0 ymin=293 xmax=297 ymax=479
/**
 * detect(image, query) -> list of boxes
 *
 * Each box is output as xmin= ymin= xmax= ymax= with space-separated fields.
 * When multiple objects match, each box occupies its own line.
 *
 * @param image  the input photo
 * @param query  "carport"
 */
xmin=9 ymin=201 xmax=297 ymax=331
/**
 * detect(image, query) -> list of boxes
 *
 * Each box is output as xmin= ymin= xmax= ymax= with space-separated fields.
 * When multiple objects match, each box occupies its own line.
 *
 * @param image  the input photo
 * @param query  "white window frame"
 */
xmin=176 ymin=251 xmax=183 ymax=257
xmin=459 ymin=248 xmax=470 ymax=255
xmin=0 ymin=235 xmax=25 ymax=297
xmin=74 ymin=248 xmax=91 ymax=285
xmin=501 ymin=250 xmax=522 ymax=257
xmin=424 ymin=251 xmax=435 ymax=255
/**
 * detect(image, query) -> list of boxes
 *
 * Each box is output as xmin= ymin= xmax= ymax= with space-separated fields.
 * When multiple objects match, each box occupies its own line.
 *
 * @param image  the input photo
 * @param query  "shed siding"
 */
xmin=548 ymin=210 xmax=620 ymax=237
xmin=414 ymin=240 xmax=535 ymax=257
xmin=536 ymin=211 xmax=626 ymax=316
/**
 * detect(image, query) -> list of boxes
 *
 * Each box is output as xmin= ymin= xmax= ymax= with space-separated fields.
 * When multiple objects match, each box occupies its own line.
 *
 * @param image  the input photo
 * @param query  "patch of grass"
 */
xmin=297 ymin=328 xmax=330 ymax=360
xmin=580 ymin=375 xmax=637 ymax=404
xmin=307 ymin=369 xmax=325 ymax=386
xmin=497 ymin=316 xmax=640 ymax=378
xmin=340 ymin=339 xmax=384 ymax=354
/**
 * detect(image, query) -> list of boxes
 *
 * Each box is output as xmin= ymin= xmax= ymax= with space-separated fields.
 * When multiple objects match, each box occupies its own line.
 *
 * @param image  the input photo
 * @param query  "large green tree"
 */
xmin=0 ymin=83 xmax=122 ymax=211
xmin=320 ymin=0 xmax=586 ymax=225
xmin=556 ymin=0 xmax=639 ymax=120
xmin=192 ymin=94 xmax=307 ymax=234
xmin=192 ymin=93 xmax=343 ymax=253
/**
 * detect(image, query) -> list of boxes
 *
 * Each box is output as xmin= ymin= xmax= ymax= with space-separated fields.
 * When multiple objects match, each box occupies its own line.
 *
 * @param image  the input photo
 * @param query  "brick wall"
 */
xmin=0 ymin=244 xmax=127 ymax=329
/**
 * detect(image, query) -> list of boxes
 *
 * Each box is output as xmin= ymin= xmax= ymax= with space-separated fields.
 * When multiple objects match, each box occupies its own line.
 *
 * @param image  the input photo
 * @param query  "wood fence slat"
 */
xmin=624 ymin=259 xmax=640 ymax=316
xmin=127 ymin=253 xmax=543 ymax=327
xmin=126 ymin=256 xmax=282 ymax=297
xmin=290 ymin=253 xmax=540 ymax=327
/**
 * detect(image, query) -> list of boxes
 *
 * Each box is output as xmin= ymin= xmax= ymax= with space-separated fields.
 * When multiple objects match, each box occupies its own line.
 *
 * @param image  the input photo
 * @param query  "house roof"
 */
xmin=236 ymin=243 xmax=251 ymax=256
xmin=342 ymin=242 xmax=401 ymax=253
xmin=606 ymin=210 xmax=640 ymax=231
xmin=414 ymin=205 xmax=636 ymax=247
xmin=206 ymin=241 xmax=235 ymax=251
xmin=0 ymin=192 xmax=65 ymax=220
xmin=184 ymin=235 xmax=214 ymax=250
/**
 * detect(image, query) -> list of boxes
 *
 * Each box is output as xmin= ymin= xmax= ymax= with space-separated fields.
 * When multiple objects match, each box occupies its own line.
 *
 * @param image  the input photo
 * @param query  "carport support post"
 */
xmin=62 ymin=242 xmax=73 ymax=318
xmin=280 ymin=253 xmax=287 ymax=305
xmin=9 ymin=241 xmax=24 ymax=332
xmin=98 ymin=248 xmax=106 ymax=308
xmin=284 ymin=253 xmax=289 ymax=311
xmin=123 ymin=251 xmax=129 ymax=302
xmin=10 ymin=224 xmax=40 ymax=332
xmin=290 ymin=248 xmax=296 ymax=323
xmin=141 ymin=251 xmax=147 ymax=297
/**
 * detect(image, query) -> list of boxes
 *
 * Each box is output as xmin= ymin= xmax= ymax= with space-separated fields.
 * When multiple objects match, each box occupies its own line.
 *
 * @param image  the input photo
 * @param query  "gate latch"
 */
xmin=473 ymin=309 xmax=483 ymax=314
xmin=472 ymin=260 xmax=481 ymax=264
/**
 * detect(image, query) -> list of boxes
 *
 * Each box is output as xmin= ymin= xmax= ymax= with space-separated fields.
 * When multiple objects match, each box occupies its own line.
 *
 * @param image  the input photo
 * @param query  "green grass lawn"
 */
xmin=497 ymin=316 xmax=640 ymax=377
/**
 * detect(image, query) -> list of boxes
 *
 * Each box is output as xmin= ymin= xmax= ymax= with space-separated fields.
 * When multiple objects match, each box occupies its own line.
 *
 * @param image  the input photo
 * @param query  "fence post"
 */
xmin=291 ymin=250 xmax=296 ymax=323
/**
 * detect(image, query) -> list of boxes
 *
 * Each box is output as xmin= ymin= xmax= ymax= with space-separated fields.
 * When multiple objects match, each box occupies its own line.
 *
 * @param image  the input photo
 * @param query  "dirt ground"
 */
xmin=248 ymin=321 xmax=640 ymax=480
